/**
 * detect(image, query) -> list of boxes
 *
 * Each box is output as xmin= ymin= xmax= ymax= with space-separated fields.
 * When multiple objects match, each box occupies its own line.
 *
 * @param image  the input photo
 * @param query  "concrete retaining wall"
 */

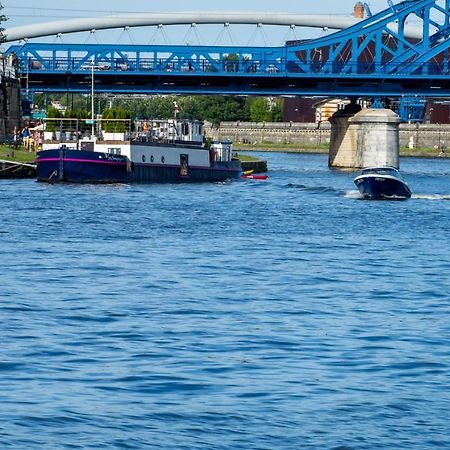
xmin=205 ymin=121 xmax=331 ymax=147
xmin=240 ymin=160 xmax=268 ymax=173
xmin=205 ymin=121 xmax=450 ymax=149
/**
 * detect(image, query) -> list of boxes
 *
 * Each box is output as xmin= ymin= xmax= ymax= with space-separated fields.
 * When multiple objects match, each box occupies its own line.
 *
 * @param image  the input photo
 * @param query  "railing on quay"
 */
xmin=37 ymin=118 xmax=132 ymax=144
xmin=35 ymin=118 xmax=201 ymax=146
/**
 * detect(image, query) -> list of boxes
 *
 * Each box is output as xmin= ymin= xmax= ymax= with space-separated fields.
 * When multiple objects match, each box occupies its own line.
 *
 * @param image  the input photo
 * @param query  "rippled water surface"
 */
xmin=1 ymin=153 xmax=450 ymax=449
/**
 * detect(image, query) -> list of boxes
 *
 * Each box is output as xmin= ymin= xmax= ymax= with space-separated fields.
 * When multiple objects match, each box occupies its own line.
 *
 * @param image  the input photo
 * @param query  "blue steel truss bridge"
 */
xmin=4 ymin=0 xmax=450 ymax=117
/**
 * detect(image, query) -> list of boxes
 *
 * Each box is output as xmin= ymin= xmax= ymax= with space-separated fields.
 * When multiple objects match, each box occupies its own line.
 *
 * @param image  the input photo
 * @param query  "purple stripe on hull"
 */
xmin=37 ymin=157 xmax=127 ymax=166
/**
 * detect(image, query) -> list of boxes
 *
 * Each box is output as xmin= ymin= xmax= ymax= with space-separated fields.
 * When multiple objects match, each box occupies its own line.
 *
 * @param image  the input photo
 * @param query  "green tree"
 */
xmin=248 ymin=97 xmax=272 ymax=122
xmin=45 ymin=106 xmax=62 ymax=132
xmin=64 ymin=108 xmax=76 ymax=131
xmin=180 ymin=96 xmax=248 ymax=124
xmin=34 ymin=93 xmax=285 ymax=124
xmin=114 ymin=106 xmax=131 ymax=132
xmin=115 ymin=94 xmax=249 ymax=123
xmin=102 ymin=107 xmax=130 ymax=132
xmin=247 ymin=97 xmax=284 ymax=122
xmin=102 ymin=108 xmax=114 ymax=132
xmin=271 ymin=98 xmax=284 ymax=122
xmin=113 ymin=95 xmax=176 ymax=119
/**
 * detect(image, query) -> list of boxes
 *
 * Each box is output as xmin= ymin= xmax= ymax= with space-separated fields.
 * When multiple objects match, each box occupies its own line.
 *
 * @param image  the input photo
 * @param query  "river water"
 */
xmin=1 ymin=152 xmax=449 ymax=449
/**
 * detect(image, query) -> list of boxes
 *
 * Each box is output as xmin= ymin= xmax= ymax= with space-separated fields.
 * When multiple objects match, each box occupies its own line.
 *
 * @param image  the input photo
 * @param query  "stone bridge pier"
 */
xmin=329 ymin=104 xmax=401 ymax=169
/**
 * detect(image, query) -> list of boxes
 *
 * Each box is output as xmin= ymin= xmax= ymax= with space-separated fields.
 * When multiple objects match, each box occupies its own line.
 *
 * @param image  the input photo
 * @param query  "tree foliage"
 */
xmin=178 ymin=96 xmax=249 ymax=124
xmin=45 ymin=106 xmax=62 ymax=132
xmin=35 ymin=93 xmax=285 ymax=124
xmin=102 ymin=107 xmax=130 ymax=132
xmin=247 ymin=97 xmax=284 ymax=122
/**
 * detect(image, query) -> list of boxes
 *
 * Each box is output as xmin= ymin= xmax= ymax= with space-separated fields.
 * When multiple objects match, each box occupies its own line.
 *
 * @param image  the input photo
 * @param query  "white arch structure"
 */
xmin=2 ymin=11 xmax=423 ymax=43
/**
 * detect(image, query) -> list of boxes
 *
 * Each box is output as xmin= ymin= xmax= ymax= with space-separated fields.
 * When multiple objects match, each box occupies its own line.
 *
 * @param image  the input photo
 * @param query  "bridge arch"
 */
xmin=2 ymin=11 xmax=422 ymax=43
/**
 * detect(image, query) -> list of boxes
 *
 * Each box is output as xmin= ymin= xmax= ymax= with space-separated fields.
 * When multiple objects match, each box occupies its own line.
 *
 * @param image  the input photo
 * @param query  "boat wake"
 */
xmin=287 ymin=183 xmax=339 ymax=194
xmin=287 ymin=185 xmax=450 ymax=201
xmin=412 ymin=193 xmax=450 ymax=201
xmin=343 ymin=190 xmax=362 ymax=199
xmin=345 ymin=190 xmax=415 ymax=200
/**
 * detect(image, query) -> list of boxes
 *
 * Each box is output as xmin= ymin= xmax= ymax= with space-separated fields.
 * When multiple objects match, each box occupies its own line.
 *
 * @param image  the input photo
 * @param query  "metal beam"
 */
xmin=2 ymin=11 xmax=423 ymax=43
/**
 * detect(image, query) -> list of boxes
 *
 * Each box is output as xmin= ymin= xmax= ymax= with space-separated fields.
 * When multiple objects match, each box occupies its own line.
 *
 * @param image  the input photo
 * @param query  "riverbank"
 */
xmin=0 ymin=145 xmax=37 ymax=163
xmin=0 ymin=159 xmax=36 ymax=178
xmin=235 ymin=142 xmax=449 ymax=159
xmin=235 ymin=153 xmax=268 ymax=173
xmin=235 ymin=143 xmax=328 ymax=154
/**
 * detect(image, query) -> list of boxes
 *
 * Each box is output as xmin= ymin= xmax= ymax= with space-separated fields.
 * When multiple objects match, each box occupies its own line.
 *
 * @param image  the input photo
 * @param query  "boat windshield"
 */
xmin=361 ymin=167 xmax=401 ymax=177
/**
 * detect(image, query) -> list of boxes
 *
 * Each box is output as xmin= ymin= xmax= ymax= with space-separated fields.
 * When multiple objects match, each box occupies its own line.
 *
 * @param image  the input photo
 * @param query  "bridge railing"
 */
xmin=19 ymin=54 xmax=450 ymax=78
xmin=21 ymin=55 xmax=285 ymax=76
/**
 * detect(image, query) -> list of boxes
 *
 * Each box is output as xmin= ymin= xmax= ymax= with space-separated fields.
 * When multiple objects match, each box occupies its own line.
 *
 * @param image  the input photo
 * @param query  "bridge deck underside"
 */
xmin=24 ymin=72 xmax=447 ymax=97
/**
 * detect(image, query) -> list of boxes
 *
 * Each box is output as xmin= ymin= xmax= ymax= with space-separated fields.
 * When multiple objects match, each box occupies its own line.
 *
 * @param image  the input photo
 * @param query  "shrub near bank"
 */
xmin=102 ymin=107 xmax=130 ymax=133
xmin=45 ymin=106 xmax=62 ymax=133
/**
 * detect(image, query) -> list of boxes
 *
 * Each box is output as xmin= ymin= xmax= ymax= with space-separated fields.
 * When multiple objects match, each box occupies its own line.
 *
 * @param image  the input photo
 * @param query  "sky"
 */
xmin=1 ymin=0 xmax=397 ymax=47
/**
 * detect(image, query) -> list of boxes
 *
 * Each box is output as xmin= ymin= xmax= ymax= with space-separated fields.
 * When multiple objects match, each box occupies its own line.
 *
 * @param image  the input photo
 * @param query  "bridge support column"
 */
xmin=350 ymin=108 xmax=401 ymax=169
xmin=329 ymin=106 xmax=401 ymax=169
xmin=328 ymin=102 xmax=361 ymax=169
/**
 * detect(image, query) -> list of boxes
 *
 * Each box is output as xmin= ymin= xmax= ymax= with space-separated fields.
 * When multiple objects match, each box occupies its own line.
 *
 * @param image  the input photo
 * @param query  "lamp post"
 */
xmin=91 ymin=56 xmax=95 ymax=137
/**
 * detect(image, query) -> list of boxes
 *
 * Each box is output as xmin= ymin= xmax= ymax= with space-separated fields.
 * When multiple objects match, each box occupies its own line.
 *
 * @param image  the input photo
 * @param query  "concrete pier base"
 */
xmin=328 ymin=103 xmax=361 ymax=168
xmin=351 ymin=108 xmax=401 ymax=169
xmin=329 ymin=107 xmax=401 ymax=169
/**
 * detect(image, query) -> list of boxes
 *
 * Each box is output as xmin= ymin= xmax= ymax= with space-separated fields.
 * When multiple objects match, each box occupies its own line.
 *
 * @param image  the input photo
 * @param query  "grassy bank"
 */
xmin=235 ymin=142 xmax=329 ymax=153
xmin=0 ymin=145 xmax=37 ymax=163
xmin=235 ymin=153 xmax=265 ymax=162
xmin=235 ymin=142 xmax=449 ymax=158
xmin=399 ymin=147 xmax=449 ymax=158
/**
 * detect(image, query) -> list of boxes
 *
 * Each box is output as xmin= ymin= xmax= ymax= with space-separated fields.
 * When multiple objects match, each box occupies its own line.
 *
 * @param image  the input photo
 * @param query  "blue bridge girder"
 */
xmin=6 ymin=0 xmax=450 ymax=97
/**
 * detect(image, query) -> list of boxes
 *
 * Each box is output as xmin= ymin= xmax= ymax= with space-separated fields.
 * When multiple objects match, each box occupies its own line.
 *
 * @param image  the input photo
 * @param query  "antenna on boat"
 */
xmin=91 ymin=55 xmax=95 ymax=137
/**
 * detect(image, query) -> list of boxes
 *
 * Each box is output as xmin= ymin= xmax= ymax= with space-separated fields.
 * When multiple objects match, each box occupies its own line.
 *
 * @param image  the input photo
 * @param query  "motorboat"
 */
xmin=354 ymin=166 xmax=412 ymax=199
